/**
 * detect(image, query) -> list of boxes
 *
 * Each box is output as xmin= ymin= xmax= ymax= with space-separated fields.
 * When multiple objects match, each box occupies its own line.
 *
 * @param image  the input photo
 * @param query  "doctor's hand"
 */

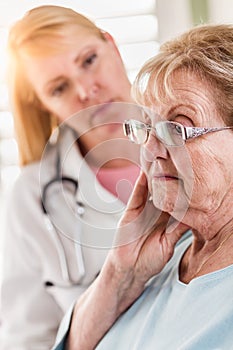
xmin=104 ymin=171 xmax=189 ymax=313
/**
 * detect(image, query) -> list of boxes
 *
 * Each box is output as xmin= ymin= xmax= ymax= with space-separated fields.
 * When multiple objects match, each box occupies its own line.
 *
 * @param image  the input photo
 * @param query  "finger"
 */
xmin=116 ymin=200 xmax=163 ymax=247
xmin=126 ymin=171 xmax=149 ymax=211
xmin=119 ymin=171 xmax=154 ymax=228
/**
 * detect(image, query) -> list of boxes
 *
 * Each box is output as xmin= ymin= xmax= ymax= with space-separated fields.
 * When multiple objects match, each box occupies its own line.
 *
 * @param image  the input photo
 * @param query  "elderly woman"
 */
xmin=53 ymin=23 xmax=233 ymax=350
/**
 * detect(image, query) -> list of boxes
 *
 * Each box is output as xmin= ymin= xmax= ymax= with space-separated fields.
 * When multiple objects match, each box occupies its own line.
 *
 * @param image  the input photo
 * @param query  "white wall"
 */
xmin=208 ymin=0 xmax=233 ymax=23
xmin=156 ymin=0 xmax=192 ymax=43
xmin=156 ymin=0 xmax=233 ymax=44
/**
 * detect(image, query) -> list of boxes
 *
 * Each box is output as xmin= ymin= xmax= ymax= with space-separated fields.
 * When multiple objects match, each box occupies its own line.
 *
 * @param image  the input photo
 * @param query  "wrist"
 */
xmin=101 ymin=258 xmax=145 ymax=316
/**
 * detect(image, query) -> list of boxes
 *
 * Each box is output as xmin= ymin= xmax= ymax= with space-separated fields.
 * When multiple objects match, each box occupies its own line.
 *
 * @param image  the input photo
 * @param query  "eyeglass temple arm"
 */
xmin=184 ymin=126 xmax=233 ymax=140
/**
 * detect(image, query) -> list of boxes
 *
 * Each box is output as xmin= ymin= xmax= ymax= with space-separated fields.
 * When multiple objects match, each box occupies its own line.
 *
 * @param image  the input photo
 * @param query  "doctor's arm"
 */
xmin=0 ymin=178 xmax=63 ymax=350
xmin=54 ymin=172 xmax=189 ymax=350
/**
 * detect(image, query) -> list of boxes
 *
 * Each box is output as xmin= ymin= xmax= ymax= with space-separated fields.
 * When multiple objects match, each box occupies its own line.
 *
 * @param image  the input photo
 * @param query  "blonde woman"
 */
xmin=0 ymin=5 xmax=141 ymax=349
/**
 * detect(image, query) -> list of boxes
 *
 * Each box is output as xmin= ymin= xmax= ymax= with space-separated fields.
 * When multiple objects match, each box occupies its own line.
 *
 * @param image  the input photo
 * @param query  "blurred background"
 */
xmin=0 ymin=0 xmax=232 ymax=264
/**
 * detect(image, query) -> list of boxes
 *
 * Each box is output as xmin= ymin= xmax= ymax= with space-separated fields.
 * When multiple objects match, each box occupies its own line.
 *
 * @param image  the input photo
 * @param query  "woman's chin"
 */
xmin=151 ymin=187 xmax=189 ymax=220
xmin=151 ymin=191 xmax=175 ymax=213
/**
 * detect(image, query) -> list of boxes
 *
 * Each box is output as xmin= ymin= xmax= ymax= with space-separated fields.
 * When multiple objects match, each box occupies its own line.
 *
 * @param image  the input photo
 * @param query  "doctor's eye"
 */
xmin=83 ymin=53 xmax=97 ymax=68
xmin=51 ymin=82 xmax=69 ymax=97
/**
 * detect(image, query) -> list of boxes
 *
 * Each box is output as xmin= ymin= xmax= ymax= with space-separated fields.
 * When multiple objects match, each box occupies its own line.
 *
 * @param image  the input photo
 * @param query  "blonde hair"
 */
xmin=133 ymin=24 xmax=233 ymax=126
xmin=7 ymin=5 xmax=105 ymax=165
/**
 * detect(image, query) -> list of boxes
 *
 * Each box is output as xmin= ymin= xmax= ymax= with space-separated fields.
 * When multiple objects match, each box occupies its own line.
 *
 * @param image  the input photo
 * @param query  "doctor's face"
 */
xmin=24 ymin=32 xmax=132 ymax=131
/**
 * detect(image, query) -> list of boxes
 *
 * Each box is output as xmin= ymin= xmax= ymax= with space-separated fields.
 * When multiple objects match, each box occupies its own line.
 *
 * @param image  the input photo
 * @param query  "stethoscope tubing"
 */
xmin=41 ymin=150 xmax=85 ymax=285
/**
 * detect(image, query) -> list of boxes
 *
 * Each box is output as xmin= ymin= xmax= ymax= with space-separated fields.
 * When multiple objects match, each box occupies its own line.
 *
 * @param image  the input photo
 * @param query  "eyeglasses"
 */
xmin=123 ymin=119 xmax=233 ymax=147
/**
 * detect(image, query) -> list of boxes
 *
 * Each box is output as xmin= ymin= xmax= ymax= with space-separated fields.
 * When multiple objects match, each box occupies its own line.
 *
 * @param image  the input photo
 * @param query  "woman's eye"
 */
xmin=175 ymin=124 xmax=183 ymax=134
xmin=83 ymin=53 xmax=97 ymax=68
xmin=51 ymin=83 xmax=68 ymax=97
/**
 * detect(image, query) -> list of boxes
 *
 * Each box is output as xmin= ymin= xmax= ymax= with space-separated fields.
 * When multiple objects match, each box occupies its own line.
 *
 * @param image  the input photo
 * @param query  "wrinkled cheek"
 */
xmin=180 ymin=174 xmax=195 ymax=205
xmin=169 ymin=147 xmax=194 ymax=195
xmin=186 ymin=158 xmax=212 ymax=209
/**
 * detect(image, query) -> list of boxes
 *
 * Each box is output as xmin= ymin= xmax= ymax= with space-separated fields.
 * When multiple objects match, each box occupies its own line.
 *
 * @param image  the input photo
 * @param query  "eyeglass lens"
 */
xmin=126 ymin=120 xmax=184 ymax=146
xmin=156 ymin=122 xmax=184 ymax=146
xmin=128 ymin=121 xmax=148 ymax=144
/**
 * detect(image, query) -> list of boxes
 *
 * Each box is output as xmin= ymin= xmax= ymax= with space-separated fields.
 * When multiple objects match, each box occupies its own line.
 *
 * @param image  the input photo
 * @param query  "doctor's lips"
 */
xmin=91 ymin=100 xmax=114 ymax=121
xmin=90 ymin=100 xmax=124 ymax=131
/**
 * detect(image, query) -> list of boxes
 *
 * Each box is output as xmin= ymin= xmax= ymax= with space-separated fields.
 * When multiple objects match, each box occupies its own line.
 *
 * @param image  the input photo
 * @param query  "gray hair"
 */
xmin=133 ymin=24 xmax=233 ymax=126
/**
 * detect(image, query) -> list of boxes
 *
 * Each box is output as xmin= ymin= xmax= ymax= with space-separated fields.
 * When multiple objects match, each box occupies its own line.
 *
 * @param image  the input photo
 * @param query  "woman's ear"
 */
xmin=101 ymin=31 xmax=121 ymax=57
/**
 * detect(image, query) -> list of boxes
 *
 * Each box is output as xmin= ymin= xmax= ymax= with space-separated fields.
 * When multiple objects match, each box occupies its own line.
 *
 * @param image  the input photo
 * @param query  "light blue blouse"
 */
xmin=54 ymin=233 xmax=233 ymax=350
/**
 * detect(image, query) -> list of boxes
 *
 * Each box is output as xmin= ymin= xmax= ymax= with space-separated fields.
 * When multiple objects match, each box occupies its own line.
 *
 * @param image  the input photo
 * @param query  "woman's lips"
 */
xmin=153 ymin=174 xmax=179 ymax=181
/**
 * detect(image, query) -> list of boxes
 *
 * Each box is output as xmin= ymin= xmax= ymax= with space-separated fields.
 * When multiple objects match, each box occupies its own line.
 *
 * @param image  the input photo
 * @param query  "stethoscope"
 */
xmin=40 ymin=124 xmax=129 ymax=286
xmin=41 ymin=149 xmax=86 ymax=286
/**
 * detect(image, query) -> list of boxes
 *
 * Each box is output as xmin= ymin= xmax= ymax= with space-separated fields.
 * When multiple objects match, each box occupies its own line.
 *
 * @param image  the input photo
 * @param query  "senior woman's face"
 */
xmin=141 ymin=70 xmax=233 ymax=218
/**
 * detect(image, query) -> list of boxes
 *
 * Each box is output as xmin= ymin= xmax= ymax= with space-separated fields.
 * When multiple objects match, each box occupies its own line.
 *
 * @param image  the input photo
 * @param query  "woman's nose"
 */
xmin=75 ymin=81 xmax=99 ymax=102
xmin=141 ymin=132 xmax=168 ymax=163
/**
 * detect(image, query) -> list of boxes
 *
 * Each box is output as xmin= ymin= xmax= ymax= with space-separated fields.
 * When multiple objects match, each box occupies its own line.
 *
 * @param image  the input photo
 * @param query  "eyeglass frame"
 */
xmin=123 ymin=119 xmax=233 ymax=147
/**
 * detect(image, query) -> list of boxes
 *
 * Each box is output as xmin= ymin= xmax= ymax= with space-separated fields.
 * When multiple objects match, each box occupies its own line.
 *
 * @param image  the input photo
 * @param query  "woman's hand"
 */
xmin=104 ymin=171 xmax=189 ymax=312
xmin=67 ymin=172 xmax=189 ymax=350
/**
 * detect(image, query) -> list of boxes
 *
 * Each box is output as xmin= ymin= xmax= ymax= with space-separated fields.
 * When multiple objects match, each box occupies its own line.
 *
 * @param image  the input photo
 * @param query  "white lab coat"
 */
xmin=0 ymin=126 xmax=125 ymax=349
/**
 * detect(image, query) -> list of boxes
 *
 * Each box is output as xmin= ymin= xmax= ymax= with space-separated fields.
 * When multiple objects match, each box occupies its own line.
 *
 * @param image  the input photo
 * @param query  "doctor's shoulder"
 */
xmin=8 ymin=162 xmax=46 ymax=200
xmin=9 ymin=139 xmax=58 ymax=201
xmin=5 ymin=154 xmax=55 ymax=222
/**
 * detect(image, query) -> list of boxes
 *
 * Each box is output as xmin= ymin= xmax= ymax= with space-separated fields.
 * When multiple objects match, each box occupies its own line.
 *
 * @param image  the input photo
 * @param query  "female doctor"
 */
xmin=0 ymin=5 xmax=141 ymax=349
